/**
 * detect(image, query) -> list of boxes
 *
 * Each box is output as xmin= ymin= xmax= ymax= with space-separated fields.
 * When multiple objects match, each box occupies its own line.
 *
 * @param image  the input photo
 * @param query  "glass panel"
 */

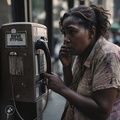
xmin=0 ymin=0 xmax=13 ymax=26
xmin=32 ymin=0 xmax=46 ymax=24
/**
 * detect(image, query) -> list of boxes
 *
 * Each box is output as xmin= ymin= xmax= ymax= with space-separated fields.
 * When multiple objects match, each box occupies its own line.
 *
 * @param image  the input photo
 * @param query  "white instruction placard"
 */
xmin=6 ymin=33 xmax=26 ymax=46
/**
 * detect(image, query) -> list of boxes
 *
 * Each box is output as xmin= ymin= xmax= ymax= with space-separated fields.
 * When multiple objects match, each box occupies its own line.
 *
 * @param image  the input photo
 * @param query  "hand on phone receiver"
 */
xmin=59 ymin=44 xmax=72 ymax=68
xmin=43 ymin=72 xmax=67 ymax=94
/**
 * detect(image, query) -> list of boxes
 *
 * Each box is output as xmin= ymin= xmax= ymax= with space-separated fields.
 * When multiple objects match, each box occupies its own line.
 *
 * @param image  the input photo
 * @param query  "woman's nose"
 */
xmin=64 ymin=36 xmax=70 ymax=44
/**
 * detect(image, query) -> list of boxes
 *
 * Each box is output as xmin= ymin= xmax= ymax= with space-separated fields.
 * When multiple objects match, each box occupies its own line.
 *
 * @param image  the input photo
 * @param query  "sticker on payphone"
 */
xmin=6 ymin=32 xmax=27 ymax=47
xmin=9 ymin=56 xmax=24 ymax=75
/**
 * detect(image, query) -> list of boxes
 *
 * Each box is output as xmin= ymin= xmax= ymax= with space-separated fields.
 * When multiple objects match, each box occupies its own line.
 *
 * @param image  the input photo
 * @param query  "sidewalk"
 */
xmin=43 ymin=91 xmax=66 ymax=120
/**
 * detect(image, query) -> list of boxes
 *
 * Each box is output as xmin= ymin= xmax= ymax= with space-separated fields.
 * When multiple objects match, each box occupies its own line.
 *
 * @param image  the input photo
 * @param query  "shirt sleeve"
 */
xmin=92 ymin=52 xmax=120 ymax=91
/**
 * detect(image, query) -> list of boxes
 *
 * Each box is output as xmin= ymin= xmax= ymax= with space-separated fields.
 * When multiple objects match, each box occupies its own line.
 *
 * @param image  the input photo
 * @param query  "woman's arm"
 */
xmin=63 ymin=66 xmax=73 ymax=87
xmin=43 ymin=73 xmax=117 ymax=120
xmin=59 ymin=44 xmax=73 ymax=87
xmin=60 ymin=86 xmax=117 ymax=120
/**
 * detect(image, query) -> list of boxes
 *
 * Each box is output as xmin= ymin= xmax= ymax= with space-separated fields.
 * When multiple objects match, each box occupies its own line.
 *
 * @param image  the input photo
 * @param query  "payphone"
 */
xmin=0 ymin=22 xmax=51 ymax=120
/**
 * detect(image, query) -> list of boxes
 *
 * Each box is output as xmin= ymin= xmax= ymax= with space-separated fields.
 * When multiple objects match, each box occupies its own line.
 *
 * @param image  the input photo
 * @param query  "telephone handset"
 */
xmin=35 ymin=38 xmax=51 ymax=74
xmin=35 ymin=38 xmax=51 ymax=93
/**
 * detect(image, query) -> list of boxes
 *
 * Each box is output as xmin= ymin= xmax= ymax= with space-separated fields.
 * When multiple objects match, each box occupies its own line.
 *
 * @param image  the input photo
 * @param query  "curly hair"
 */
xmin=59 ymin=5 xmax=111 ymax=39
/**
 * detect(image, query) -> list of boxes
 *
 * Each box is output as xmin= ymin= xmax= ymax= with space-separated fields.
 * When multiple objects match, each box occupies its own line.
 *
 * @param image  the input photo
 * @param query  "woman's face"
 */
xmin=62 ymin=16 xmax=92 ymax=55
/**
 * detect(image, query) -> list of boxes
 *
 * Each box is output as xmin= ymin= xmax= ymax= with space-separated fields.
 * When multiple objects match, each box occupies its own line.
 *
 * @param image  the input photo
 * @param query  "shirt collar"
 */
xmin=83 ymin=36 xmax=104 ymax=68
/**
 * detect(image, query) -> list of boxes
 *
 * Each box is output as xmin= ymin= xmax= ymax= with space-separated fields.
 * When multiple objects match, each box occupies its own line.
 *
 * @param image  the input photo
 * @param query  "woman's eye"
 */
xmin=69 ymin=30 xmax=75 ymax=34
xmin=61 ymin=29 xmax=77 ymax=36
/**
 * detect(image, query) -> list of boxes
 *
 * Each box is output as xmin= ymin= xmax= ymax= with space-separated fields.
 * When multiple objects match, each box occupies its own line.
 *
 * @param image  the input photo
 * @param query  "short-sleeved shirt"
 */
xmin=63 ymin=36 xmax=120 ymax=120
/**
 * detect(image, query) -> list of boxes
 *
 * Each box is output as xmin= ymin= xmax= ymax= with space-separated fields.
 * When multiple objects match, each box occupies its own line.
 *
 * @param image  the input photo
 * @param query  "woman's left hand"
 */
xmin=43 ymin=72 xmax=67 ymax=94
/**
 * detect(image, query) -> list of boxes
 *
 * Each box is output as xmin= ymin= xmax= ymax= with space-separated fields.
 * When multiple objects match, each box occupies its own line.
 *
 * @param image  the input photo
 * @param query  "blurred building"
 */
xmin=0 ymin=0 xmax=120 ymax=52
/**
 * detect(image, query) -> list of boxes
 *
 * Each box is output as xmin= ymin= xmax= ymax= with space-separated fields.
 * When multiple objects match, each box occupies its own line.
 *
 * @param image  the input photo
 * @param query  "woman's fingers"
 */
xmin=43 ymin=72 xmax=51 ymax=78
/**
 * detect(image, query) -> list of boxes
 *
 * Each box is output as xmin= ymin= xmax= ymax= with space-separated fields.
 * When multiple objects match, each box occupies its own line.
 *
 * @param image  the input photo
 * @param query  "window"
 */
xmin=32 ymin=0 xmax=46 ymax=24
xmin=0 ymin=0 xmax=13 ymax=26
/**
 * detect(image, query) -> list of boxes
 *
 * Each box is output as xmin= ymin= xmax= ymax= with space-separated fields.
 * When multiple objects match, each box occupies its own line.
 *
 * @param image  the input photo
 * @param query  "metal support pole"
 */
xmin=45 ymin=0 xmax=53 ymax=56
xmin=11 ymin=0 xmax=32 ymax=22
xmin=11 ymin=0 xmax=27 ymax=22
xmin=27 ymin=0 xmax=32 ymax=22
xmin=68 ymin=0 xmax=74 ymax=9
xmin=79 ymin=0 xmax=85 ymax=5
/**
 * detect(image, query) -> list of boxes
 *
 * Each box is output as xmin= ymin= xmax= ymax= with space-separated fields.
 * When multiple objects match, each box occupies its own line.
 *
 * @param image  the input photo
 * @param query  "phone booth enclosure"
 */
xmin=0 ymin=22 xmax=51 ymax=120
xmin=0 ymin=22 xmax=49 ymax=102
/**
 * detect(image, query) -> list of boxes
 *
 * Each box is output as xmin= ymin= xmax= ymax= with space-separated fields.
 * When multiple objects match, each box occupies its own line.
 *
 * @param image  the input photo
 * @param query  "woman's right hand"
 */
xmin=59 ymin=44 xmax=72 ymax=68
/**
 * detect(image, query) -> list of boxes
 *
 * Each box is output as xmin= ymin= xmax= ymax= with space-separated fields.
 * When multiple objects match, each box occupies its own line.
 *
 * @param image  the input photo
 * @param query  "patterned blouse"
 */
xmin=62 ymin=36 xmax=120 ymax=120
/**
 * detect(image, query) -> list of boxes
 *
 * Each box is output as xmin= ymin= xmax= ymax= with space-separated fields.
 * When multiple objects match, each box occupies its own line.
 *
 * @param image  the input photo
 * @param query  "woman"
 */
xmin=43 ymin=5 xmax=120 ymax=120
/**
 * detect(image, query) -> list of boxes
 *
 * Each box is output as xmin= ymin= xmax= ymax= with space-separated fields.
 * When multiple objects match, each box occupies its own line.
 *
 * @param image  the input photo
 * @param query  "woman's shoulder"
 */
xmin=93 ymin=37 xmax=120 ymax=63
xmin=102 ymin=37 xmax=120 ymax=53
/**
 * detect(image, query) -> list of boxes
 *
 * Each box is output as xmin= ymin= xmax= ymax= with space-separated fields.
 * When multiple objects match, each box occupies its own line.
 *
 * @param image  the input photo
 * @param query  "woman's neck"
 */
xmin=79 ymin=37 xmax=97 ymax=60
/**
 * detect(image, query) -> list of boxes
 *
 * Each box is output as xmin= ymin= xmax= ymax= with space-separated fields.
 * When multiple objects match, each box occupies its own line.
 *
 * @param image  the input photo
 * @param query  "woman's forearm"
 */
xmin=63 ymin=66 xmax=73 ymax=87
xmin=59 ymin=86 xmax=110 ymax=120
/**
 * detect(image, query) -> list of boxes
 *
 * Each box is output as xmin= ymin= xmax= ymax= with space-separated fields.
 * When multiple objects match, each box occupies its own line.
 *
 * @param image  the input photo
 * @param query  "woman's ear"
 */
xmin=88 ymin=26 xmax=96 ymax=39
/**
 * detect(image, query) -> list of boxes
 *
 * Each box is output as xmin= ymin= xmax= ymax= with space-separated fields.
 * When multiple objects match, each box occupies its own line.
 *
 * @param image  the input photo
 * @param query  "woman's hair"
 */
xmin=59 ymin=5 xmax=111 ymax=39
